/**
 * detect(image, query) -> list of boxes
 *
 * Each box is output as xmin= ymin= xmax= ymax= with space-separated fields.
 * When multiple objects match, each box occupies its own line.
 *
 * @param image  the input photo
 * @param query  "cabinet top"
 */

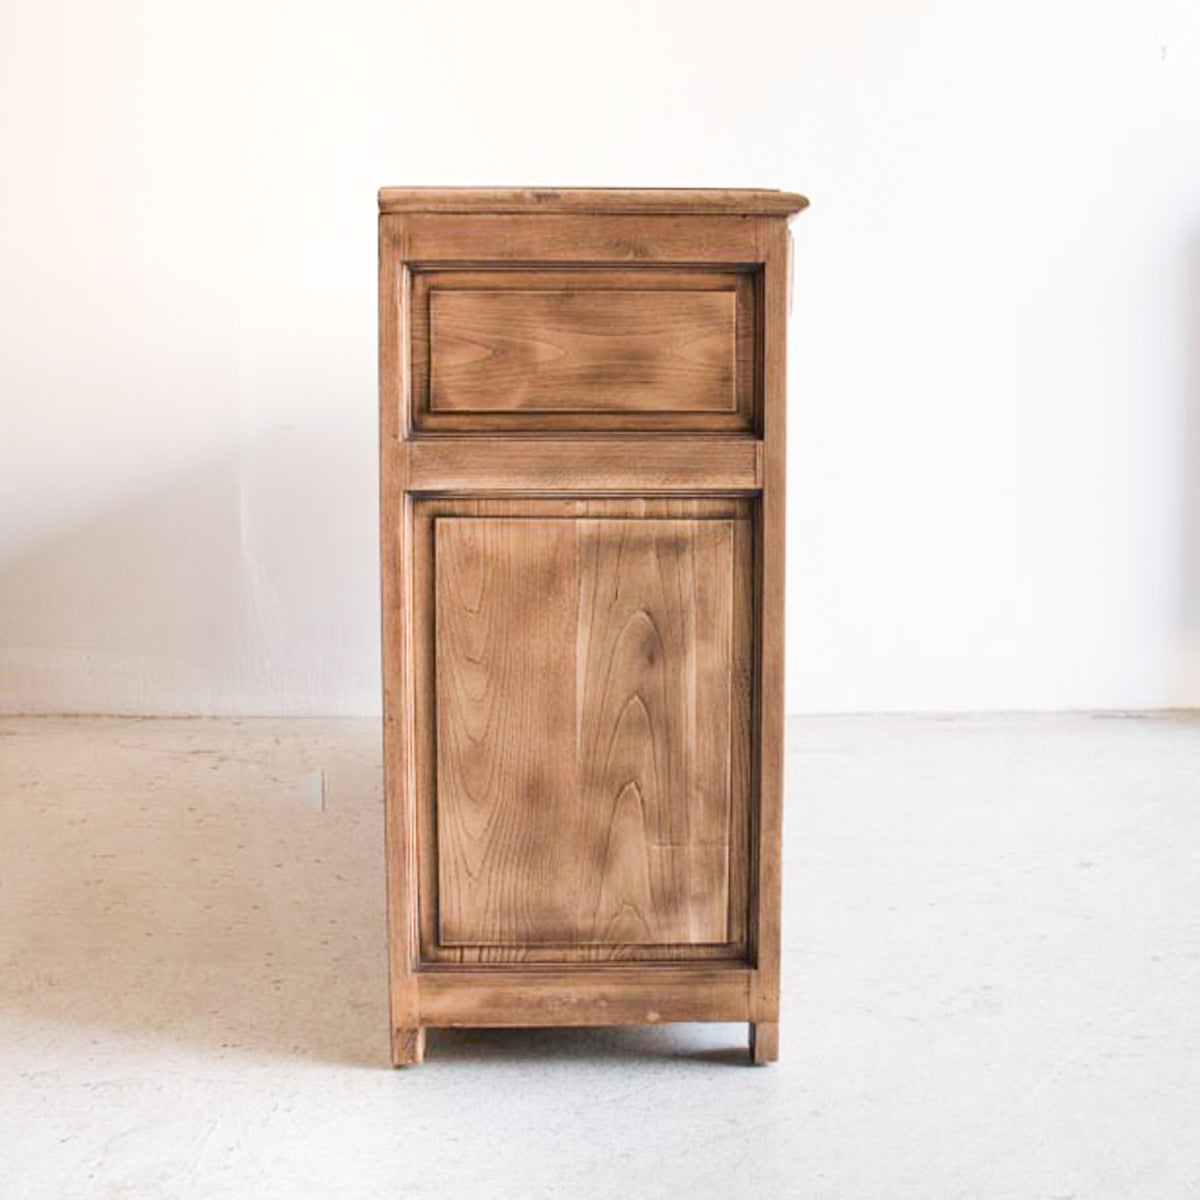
xmin=377 ymin=187 xmax=808 ymax=216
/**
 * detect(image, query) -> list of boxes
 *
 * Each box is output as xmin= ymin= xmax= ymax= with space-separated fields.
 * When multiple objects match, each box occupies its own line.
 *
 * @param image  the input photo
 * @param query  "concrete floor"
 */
xmin=0 ymin=715 xmax=1197 ymax=1199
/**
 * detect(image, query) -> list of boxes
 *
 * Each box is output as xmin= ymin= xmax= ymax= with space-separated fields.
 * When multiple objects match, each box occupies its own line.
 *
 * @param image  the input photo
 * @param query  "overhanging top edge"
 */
xmin=377 ymin=188 xmax=809 ymax=216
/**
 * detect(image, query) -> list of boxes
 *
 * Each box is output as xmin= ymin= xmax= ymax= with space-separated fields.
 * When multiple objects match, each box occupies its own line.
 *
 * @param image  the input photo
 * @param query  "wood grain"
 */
xmin=391 ymin=1025 xmax=425 ymax=1066
xmin=405 ymin=438 xmax=761 ymax=494
xmin=400 ymin=214 xmax=764 ymax=268
xmin=575 ymin=519 xmax=733 ymax=945
xmin=434 ymin=516 xmax=580 ymax=945
xmin=379 ymin=213 xmax=422 ymax=1066
xmin=429 ymin=288 xmax=735 ymax=415
xmin=413 ymin=496 xmax=753 ymax=967
xmin=379 ymin=187 xmax=809 ymax=216
xmin=409 ymin=267 xmax=756 ymax=433
xmin=748 ymin=217 xmax=789 ymax=1046
xmin=418 ymin=966 xmax=755 ymax=1027
xmin=379 ymin=189 xmax=804 ymax=1063
xmin=750 ymin=1021 xmax=778 ymax=1065
xmin=410 ymin=497 xmax=751 ymax=966
xmin=434 ymin=515 xmax=737 ymax=949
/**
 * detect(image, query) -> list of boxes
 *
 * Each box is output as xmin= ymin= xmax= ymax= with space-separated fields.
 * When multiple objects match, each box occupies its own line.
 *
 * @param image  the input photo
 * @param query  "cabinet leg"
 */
xmin=749 ymin=1021 xmax=778 ymax=1065
xmin=392 ymin=1025 xmax=425 ymax=1067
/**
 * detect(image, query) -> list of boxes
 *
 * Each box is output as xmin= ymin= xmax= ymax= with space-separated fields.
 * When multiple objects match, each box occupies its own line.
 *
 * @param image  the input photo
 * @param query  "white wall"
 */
xmin=2 ymin=0 xmax=1199 ymax=716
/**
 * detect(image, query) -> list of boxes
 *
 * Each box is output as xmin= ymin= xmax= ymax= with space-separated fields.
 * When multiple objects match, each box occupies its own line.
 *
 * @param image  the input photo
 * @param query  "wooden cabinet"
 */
xmin=378 ymin=188 xmax=807 ymax=1065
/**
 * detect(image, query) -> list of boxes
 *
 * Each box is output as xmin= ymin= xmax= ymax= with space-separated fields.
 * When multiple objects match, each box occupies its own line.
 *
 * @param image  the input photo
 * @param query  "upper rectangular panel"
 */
xmin=431 ymin=287 xmax=735 ymax=415
xmin=411 ymin=267 xmax=757 ymax=433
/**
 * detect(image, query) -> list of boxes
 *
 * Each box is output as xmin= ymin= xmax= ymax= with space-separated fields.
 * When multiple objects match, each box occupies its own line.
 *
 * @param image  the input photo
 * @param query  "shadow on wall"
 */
xmin=0 ymin=415 xmax=380 ymax=715
xmin=1180 ymin=236 xmax=1200 ymax=705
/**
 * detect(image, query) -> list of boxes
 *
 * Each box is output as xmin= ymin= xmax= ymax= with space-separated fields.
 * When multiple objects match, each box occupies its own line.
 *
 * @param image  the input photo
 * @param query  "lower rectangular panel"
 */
xmin=435 ymin=515 xmax=735 ymax=948
xmin=417 ymin=966 xmax=755 ymax=1027
xmin=413 ymin=496 xmax=756 ymax=966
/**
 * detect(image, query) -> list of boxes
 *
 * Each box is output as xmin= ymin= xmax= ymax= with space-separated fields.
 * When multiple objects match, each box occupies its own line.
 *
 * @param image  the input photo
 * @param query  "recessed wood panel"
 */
xmin=575 ymin=518 xmax=734 ymax=945
xmin=432 ymin=512 xmax=745 ymax=953
xmin=430 ymin=289 xmax=735 ymax=414
xmin=410 ymin=268 xmax=758 ymax=433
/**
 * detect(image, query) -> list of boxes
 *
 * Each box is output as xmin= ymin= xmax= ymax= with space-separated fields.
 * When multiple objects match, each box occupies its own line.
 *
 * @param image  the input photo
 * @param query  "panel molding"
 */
xmin=413 ymin=497 xmax=755 ymax=967
xmin=410 ymin=266 xmax=758 ymax=433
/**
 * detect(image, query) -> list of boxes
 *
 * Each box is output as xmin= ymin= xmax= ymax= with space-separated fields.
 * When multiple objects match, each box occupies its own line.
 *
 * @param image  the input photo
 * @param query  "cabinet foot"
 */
xmin=392 ymin=1026 xmax=425 ymax=1067
xmin=749 ymin=1021 xmax=778 ymax=1065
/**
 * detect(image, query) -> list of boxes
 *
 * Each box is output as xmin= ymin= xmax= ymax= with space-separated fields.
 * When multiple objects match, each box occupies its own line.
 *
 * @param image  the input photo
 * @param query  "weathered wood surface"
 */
xmin=434 ymin=516 xmax=737 ymax=949
xmin=429 ymin=288 xmax=736 ymax=415
xmin=409 ymin=266 xmax=756 ymax=432
xmin=379 ymin=189 xmax=803 ymax=1064
xmin=404 ymin=438 xmax=761 ymax=493
xmin=379 ymin=187 xmax=809 ymax=215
